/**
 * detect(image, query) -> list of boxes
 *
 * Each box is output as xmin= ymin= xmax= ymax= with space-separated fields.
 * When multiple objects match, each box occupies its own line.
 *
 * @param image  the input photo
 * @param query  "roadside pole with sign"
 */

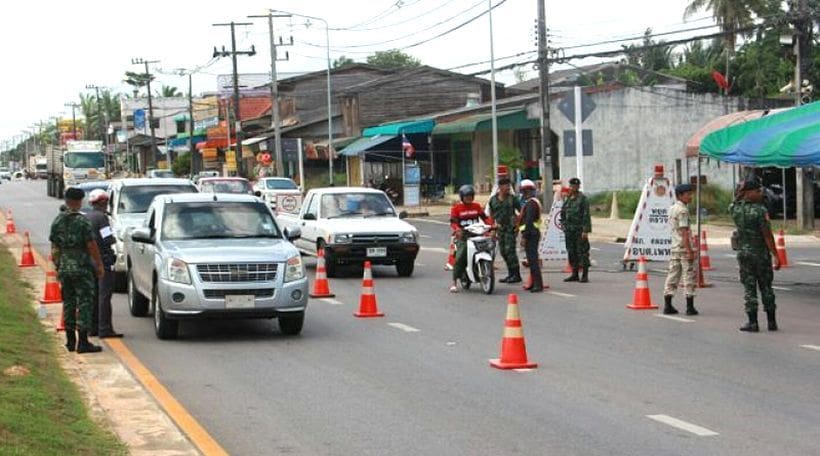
xmin=557 ymin=87 xmax=596 ymax=187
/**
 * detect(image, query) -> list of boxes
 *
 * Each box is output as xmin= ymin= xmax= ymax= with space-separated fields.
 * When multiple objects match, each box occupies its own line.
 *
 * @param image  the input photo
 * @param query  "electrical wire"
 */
xmin=331 ymin=0 xmax=425 ymax=31
xmin=334 ymin=0 xmax=461 ymax=32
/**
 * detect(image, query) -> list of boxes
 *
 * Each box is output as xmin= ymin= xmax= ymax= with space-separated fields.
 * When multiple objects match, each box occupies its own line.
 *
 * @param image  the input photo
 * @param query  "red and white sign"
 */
xmin=623 ymin=176 xmax=676 ymax=262
xmin=538 ymin=192 xmax=567 ymax=261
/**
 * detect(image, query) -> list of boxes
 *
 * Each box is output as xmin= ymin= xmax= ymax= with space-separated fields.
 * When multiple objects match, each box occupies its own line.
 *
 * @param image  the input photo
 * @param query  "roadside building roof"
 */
xmin=432 ymin=110 xmax=538 ymax=135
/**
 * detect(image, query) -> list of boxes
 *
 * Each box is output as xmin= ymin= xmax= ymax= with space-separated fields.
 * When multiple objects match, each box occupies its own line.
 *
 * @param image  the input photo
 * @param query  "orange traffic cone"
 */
xmin=308 ymin=249 xmax=335 ymax=298
xmin=695 ymin=256 xmax=712 ymax=288
xmin=698 ymin=231 xmax=713 ymax=271
xmin=354 ymin=261 xmax=384 ymax=318
xmin=18 ymin=231 xmax=36 ymax=268
xmin=5 ymin=209 xmax=16 ymax=234
xmin=490 ymin=293 xmax=537 ymax=369
xmin=40 ymin=255 xmax=62 ymax=304
xmin=627 ymin=256 xmax=658 ymax=309
xmin=775 ymin=229 xmax=791 ymax=268
xmin=562 ymin=260 xmax=573 ymax=273
xmin=522 ymin=261 xmax=548 ymax=291
xmin=444 ymin=237 xmax=455 ymax=271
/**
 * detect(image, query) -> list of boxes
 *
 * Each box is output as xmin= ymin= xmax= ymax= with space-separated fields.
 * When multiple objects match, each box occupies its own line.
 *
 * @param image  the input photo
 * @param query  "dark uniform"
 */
xmin=730 ymin=180 xmax=778 ymax=331
xmin=519 ymin=190 xmax=543 ymax=292
xmin=487 ymin=189 xmax=521 ymax=282
xmin=561 ymin=178 xmax=592 ymax=281
xmin=85 ymin=205 xmax=119 ymax=337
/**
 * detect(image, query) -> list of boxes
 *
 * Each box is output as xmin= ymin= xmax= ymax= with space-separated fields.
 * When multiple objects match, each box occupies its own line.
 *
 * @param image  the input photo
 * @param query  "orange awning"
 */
xmin=685 ymin=109 xmax=786 ymax=157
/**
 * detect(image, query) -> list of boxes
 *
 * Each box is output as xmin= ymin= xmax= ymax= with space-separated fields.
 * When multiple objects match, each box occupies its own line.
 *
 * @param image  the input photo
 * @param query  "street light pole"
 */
xmin=488 ymin=0 xmax=499 ymax=192
xmin=132 ymin=58 xmax=160 ymax=172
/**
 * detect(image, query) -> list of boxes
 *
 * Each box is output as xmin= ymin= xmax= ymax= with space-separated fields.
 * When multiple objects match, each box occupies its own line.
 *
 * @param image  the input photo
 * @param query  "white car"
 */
xmin=0 ymin=167 xmax=10 ymax=180
xmin=252 ymin=177 xmax=301 ymax=210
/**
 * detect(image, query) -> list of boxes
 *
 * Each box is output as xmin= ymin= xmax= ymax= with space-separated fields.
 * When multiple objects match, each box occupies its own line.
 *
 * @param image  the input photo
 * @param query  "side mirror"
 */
xmin=399 ymin=210 xmax=408 ymax=219
xmin=130 ymin=227 xmax=154 ymax=244
xmin=303 ymin=213 xmax=316 ymax=221
xmin=283 ymin=226 xmax=301 ymax=241
xmin=254 ymin=190 xmax=262 ymax=197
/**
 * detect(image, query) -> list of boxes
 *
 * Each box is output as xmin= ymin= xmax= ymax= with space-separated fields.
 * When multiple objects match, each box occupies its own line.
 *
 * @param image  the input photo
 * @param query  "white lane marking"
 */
xmin=796 ymin=261 xmax=820 ymax=267
xmin=421 ymin=247 xmax=449 ymax=254
xmin=800 ymin=345 xmax=820 ymax=352
xmin=724 ymin=254 xmax=737 ymax=258
xmin=646 ymin=415 xmax=719 ymax=436
xmin=547 ymin=291 xmax=576 ymax=298
xmin=420 ymin=234 xmax=432 ymax=239
xmin=407 ymin=218 xmax=450 ymax=226
xmin=320 ymin=298 xmax=343 ymax=306
xmin=415 ymin=263 xmax=426 ymax=267
xmin=590 ymin=247 xmax=601 ymax=251
xmin=772 ymin=286 xmax=791 ymax=291
xmin=388 ymin=322 xmax=420 ymax=333
xmin=654 ymin=314 xmax=695 ymax=323
xmin=513 ymin=368 xmax=536 ymax=373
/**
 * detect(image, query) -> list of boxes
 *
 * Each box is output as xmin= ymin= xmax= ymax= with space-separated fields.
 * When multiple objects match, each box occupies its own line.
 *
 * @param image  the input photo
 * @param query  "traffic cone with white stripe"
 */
xmin=490 ymin=293 xmax=537 ymax=369
xmin=627 ymin=256 xmax=657 ymax=309
xmin=775 ymin=229 xmax=791 ymax=268
xmin=698 ymin=231 xmax=713 ymax=271
xmin=444 ymin=237 xmax=455 ymax=271
xmin=39 ymin=255 xmax=62 ymax=304
xmin=5 ymin=209 xmax=16 ymax=234
xmin=308 ymin=249 xmax=335 ymax=298
xmin=354 ymin=261 xmax=384 ymax=318
xmin=18 ymin=231 xmax=36 ymax=268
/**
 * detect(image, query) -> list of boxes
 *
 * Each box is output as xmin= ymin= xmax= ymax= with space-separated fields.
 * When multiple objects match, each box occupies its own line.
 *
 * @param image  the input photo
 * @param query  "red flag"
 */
xmin=402 ymin=134 xmax=415 ymax=159
xmin=712 ymin=70 xmax=730 ymax=91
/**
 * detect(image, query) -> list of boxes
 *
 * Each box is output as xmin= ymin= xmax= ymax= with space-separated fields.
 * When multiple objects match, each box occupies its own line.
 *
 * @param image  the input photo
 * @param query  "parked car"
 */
xmin=125 ymin=193 xmax=308 ymax=339
xmin=147 ymin=169 xmax=175 ymax=179
xmin=0 ymin=167 xmax=10 ymax=180
xmin=252 ymin=177 xmax=302 ymax=210
xmin=68 ymin=181 xmax=111 ymax=213
xmin=192 ymin=171 xmax=221 ymax=185
xmin=108 ymin=178 xmax=199 ymax=290
xmin=197 ymin=177 xmax=254 ymax=195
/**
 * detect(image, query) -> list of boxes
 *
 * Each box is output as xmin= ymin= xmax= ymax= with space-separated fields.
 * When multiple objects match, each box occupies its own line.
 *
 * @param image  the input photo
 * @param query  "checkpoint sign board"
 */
xmin=538 ymin=193 xmax=568 ymax=261
xmin=622 ymin=176 xmax=676 ymax=262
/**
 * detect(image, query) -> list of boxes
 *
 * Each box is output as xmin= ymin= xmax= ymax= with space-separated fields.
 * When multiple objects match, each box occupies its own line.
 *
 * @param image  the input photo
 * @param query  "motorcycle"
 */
xmin=457 ymin=222 xmax=496 ymax=294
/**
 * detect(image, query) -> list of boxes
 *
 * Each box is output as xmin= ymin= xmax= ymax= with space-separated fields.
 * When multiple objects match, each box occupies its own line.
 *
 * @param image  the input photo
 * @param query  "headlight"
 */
xmin=333 ymin=233 xmax=353 ymax=244
xmin=284 ymin=255 xmax=305 ymax=282
xmin=166 ymin=258 xmax=192 ymax=285
xmin=63 ymin=171 xmax=71 ymax=180
xmin=400 ymin=232 xmax=417 ymax=243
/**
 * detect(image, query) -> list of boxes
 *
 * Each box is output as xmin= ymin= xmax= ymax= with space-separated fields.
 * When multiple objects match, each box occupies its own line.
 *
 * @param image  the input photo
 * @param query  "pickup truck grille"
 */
xmin=351 ymin=234 xmax=401 ymax=244
xmin=203 ymin=289 xmax=275 ymax=299
xmin=197 ymin=263 xmax=278 ymax=282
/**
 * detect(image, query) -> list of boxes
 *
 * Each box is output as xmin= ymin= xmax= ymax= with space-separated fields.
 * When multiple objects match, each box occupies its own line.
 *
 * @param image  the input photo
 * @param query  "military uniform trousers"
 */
xmin=497 ymin=227 xmax=519 ymax=273
xmin=453 ymin=238 xmax=469 ymax=281
xmin=59 ymin=269 xmax=97 ymax=332
xmin=663 ymin=253 xmax=696 ymax=297
xmin=564 ymin=229 xmax=590 ymax=269
xmin=737 ymin=249 xmax=776 ymax=313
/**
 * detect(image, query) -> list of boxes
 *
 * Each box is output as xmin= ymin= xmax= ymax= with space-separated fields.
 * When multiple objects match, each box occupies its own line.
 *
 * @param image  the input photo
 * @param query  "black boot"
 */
xmin=739 ymin=311 xmax=759 ymax=332
xmin=507 ymin=269 xmax=522 ymax=284
xmin=76 ymin=331 xmax=103 ymax=354
xmin=564 ymin=269 xmax=579 ymax=282
xmin=685 ymin=296 xmax=698 ymax=315
xmin=663 ymin=295 xmax=678 ymax=315
xmin=579 ymin=268 xmax=589 ymax=283
xmin=766 ymin=310 xmax=778 ymax=331
xmin=65 ymin=330 xmax=76 ymax=352
xmin=529 ymin=274 xmax=544 ymax=293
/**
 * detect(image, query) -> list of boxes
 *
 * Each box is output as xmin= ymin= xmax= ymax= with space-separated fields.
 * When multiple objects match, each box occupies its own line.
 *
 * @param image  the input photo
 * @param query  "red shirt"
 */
xmin=450 ymin=202 xmax=493 ymax=233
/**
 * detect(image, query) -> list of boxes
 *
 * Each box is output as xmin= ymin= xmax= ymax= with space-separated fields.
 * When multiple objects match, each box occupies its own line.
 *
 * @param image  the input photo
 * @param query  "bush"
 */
xmin=695 ymin=184 xmax=733 ymax=219
xmin=171 ymin=152 xmax=191 ymax=177
xmin=588 ymin=190 xmax=642 ymax=218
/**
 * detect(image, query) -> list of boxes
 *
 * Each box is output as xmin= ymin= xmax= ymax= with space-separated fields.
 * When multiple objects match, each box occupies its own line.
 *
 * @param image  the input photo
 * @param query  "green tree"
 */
xmin=124 ymin=71 xmax=154 ymax=97
xmin=622 ymin=28 xmax=674 ymax=74
xmin=159 ymin=85 xmax=181 ymax=97
xmin=78 ymin=93 xmax=99 ymax=140
xmin=366 ymin=49 xmax=421 ymax=69
xmin=731 ymin=31 xmax=793 ymax=98
xmin=171 ymin=152 xmax=191 ymax=176
xmin=332 ymin=55 xmax=356 ymax=69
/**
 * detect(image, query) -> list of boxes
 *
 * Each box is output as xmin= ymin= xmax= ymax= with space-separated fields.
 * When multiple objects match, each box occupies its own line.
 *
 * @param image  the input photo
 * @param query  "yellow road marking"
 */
xmin=105 ymin=339 xmax=229 ymax=456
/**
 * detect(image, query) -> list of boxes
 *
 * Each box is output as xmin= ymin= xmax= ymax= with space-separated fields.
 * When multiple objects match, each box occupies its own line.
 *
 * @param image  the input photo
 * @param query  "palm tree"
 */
xmin=78 ymin=93 xmax=99 ymax=140
xmin=159 ymin=85 xmax=181 ymax=97
xmin=124 ymin=71 xmax=154 ymax=97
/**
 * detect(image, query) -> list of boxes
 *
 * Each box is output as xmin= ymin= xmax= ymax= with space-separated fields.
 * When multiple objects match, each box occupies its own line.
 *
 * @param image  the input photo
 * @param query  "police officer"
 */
xmin=85 ymin=189 xmax=123 ymax=338
xmin=662 ymin=184 xmax=698 ymax=315
xmin=518 ymin=179 xmax=543 ymax=292
xmin=449 ymin=185 xmax=494 ymax=292
xmin=730 ymin=179 xmax=781 ymax=332
xmin=561 ymin=177 xmax=592 ymax=282
xmin=50 ymin=187 xmax=106 ymax=353
xmin=487 ymin=177 xmax=522 ymax=283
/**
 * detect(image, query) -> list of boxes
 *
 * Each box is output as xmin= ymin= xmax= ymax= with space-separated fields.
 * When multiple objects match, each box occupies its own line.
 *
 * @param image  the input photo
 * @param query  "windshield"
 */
xmin=200 ymin=180 xmax=252 ymax=194
xmin=150 ymin=170 xmax=175 ymax=178
xmin=64 ymin=152 xmax=104 ymax=169
xmin=265 ymin=179 xmax=298 ymax=190
xmin=119 ymin=185 xmax=196 ymax=214
xmin=321 ymin=193 xmax=394 ymax=218
xmin=162 ymin=202 xmax=280 ymax=240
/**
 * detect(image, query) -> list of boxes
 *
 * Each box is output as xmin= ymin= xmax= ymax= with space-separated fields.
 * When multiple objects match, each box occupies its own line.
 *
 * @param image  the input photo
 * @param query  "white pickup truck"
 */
xmin=275 ymin=187 xmax=420 ymax=277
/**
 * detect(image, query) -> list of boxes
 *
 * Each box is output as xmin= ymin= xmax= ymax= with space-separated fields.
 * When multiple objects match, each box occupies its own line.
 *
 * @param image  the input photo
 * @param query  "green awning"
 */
xmin=433 ymin=110 xmax=538 ymax=135
xmin=175 ymin=129 xmax=208 ymax=139
xmin=174 ymin=113 xmax=191 ymax=122
xmin=339 ymin=135 xmax=395 ymax=157
xmin=362 ymin=119 xmax=434 ymax=137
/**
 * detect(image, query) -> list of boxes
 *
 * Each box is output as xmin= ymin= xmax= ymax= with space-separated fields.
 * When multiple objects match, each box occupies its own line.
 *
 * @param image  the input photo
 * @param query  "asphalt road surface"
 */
xmin=2 ymin=180 xmax=819 ymax=455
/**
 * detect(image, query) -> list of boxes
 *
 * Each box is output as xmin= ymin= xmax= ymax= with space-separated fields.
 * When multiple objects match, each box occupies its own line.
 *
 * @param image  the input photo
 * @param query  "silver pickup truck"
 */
xmin=125 ymin=193 xmax=308 ymax=339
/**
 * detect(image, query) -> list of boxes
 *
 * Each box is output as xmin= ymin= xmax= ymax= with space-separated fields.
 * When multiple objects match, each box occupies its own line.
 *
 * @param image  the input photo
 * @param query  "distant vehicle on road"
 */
xmin=69 ymin=181 xmax=111 ymax=213
xmin=192 ymin=171 xmax=220 ymax=185
xmin=197 ymin=177 xmax=254 ymax=195
xmin=0 ymin=167 xmax=10 ymax=180
xmin=34 ymin=157 xmax=47 ymax=179
xmin=125 ymin=193 xmax=308 ymax=339
xmin=252 ymin=177 xmax=301 ymax=210
xmin=47 ymin=140 xmax=105 ymax=199
xmin=147 ymin=169 xmax=175 ymax=179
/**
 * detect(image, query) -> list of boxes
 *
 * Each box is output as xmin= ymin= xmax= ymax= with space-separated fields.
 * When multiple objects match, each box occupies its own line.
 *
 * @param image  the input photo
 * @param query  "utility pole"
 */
xmin=537 ymin=0 xmax=554 ymax=210
xmin=188 ymin=72 xmax=196 ymax=176
xmin=132 ymin=58 xmax=160 ymax=172
xmin=249 ymin=11 xmax=292 ymax=177
xmin=213 ymin=21 xmax=256 ymax=177
xmin=794 ymin=0 xmax=815 ymax=230
xmin=64 ymin=102 xmax=78 ymax=139
xmin=85 ymin=84 xmax=107 ymax=149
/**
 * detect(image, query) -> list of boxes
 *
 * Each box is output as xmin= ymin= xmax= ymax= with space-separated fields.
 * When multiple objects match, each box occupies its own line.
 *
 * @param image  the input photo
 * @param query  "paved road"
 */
xmin=3 ymin=180 xmax=819 ymax=455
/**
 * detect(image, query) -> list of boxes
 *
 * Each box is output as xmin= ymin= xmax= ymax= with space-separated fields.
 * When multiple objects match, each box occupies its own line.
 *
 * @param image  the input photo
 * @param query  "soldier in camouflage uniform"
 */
xmin=560 ymin=177 xmax=592 ymax=283
xmin=50 ymin=187 xmax=106 ymax=353
xmin=487 ymin=177 xmax=522 ymax=283
xmin=730 ymin=179 xmax=781 ymax=332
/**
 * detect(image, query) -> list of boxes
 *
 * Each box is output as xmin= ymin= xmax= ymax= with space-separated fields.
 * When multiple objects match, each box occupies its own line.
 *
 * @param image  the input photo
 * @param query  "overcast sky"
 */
xmin=1 ymin=0 xmax=706 ymax=143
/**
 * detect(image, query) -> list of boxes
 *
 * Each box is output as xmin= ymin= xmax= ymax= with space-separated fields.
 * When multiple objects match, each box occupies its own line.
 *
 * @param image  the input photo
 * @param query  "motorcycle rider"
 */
xmin=449 ymin=185 xmax=494 ymax=293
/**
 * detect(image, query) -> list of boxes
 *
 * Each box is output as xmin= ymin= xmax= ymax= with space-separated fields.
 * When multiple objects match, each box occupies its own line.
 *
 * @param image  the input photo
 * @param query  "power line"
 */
xmin=334 ymin=0 xmax=461 ymax=32
xmin=331 ymin=0 xmax=425 ymax=31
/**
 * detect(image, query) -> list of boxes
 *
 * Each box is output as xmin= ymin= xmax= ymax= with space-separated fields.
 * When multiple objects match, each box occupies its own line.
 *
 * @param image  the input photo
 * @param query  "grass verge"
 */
xmin=0 ymin=247 xmax=125 ymax=455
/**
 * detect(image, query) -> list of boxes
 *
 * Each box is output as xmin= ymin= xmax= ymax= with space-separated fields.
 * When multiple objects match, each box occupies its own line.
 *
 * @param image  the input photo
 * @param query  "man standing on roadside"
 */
xmin=50 ymin=187 xmax=105 ymax=353
xmin=487 ymin=177 xmax=522 ymax=283
xmin=518 ymin=179 xmax=543 ymax=292
xmin=662 ymin=184 xmax=698 ymax=315
xmin=730 ymin=179 xmax=780 ymax=332
xmin=561 ymin=177 xmax=592 ymax=283
xmin=85 ymin=189 xmax=123 ymax=339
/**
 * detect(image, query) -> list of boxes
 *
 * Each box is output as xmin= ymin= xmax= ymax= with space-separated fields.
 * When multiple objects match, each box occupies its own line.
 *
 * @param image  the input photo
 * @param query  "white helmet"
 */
xmin=88 ymin=189 xmax=109 ymax=204
xmin=519 ymin=179 xmax=536 ymax=190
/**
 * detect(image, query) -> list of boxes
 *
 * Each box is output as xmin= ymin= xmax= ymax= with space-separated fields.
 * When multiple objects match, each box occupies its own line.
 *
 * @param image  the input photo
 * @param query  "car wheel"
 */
xmin=396 ymin=259 xmax=414 ymax=277
xmin=278 ymin=312 xmax=305 ymax=336
xmin=153 ymin=286 xmax=178 ymax=340
xmin=113 ymin=271 xmax=127 ymax=292
xmin=127 ymin=270 xmax=149 ymax=317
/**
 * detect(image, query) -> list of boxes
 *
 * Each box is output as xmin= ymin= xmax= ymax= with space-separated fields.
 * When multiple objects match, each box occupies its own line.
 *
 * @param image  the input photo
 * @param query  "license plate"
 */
xmin=225 ymin=295 xmax=255 ymax=309
xmin=366 ymin=247 xmax=387 ymax=257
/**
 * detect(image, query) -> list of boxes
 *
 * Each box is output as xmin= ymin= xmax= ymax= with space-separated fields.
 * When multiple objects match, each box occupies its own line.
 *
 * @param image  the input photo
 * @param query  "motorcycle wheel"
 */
xmin=458 ymin=274 xmax=471 ymax=290
xmin=479 ymin=259 xmax=494 ymax=294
